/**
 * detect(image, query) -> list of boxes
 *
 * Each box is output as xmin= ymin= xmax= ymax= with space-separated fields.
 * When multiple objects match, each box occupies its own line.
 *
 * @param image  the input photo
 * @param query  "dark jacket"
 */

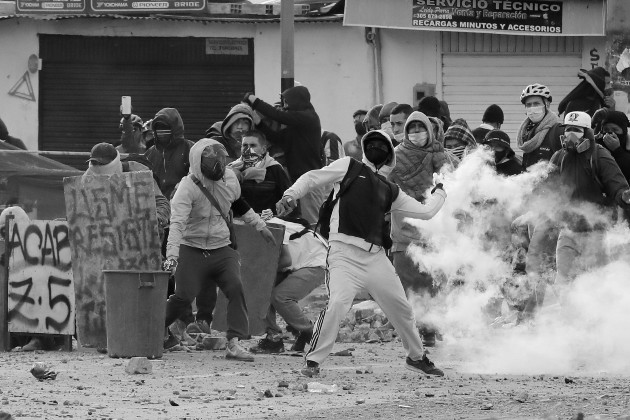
xmin=251 ymin=86 xmax=322 ymax=182
xmin=496 ymin=156 xmax=524 ymax=176
xmin=608 ymin=143 xmax=630 ymax=184
xmin=145 ymin=108 xmax=194 ymax=199
xmin=0 ymin=117 xmax=27 ymax=150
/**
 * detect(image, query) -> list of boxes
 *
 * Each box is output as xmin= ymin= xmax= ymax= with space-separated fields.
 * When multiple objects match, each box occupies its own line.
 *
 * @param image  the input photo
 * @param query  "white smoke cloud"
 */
xmin=406 ymin=148 xmax=630 ymax=375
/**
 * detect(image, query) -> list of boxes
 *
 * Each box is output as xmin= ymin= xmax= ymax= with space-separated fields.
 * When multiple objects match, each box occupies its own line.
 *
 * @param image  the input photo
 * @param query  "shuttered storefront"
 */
xmin=442 ymin=33 xmax=582 ymax=147
xmin=39 ymin=35 xmax=254 ymax=169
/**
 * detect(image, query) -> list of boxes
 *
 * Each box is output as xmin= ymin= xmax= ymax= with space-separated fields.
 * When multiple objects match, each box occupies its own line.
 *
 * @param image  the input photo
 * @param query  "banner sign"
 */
xmin=7 ymin=220 xmax=75 ymax=336
xmin=64 ymin=171 xmax=161 ymax=349
xmin=16 ymin=0 xmax=86 ymax=13
xmin=412 ymin=0 xmax=562 ymax=34
xmin=90 ymin=0 xmax=205 ymax=13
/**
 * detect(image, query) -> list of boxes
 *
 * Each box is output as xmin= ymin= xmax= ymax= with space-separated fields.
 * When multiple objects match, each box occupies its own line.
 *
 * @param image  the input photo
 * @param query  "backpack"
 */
xmin=320 ymin=131 xmax=345 ymax=166
xmin=315 ymin=159 xmax=364 ymax=239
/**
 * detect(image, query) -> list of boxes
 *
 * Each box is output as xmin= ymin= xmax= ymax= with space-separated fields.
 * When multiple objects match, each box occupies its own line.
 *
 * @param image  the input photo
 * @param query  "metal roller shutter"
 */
xmin=442 ymin=33 xmax=582 ymax=149
xmin=39 ymin=35 xmax=254 ymax=169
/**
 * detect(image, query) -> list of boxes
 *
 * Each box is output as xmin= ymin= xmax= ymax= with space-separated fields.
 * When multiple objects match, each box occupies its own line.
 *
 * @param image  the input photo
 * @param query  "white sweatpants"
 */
xmin=306 ymin=241 xmax=425 ymax=365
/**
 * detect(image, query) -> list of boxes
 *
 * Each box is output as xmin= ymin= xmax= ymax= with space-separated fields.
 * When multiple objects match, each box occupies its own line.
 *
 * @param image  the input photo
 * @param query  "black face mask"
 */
xmin=494 ymin=149 xmax=509 ymax=164
xmin=354 ymin=121 xmax=367 ymax=137
xmin=200 ymin=156 xmax=225 ymax=181
xmin=365 ymin=148 xmax=389 ymax=167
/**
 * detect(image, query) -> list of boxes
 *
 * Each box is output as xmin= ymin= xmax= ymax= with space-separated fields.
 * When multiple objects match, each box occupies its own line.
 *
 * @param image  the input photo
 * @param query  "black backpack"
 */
xmin=315 ymin=159 xmax=364 ymax=239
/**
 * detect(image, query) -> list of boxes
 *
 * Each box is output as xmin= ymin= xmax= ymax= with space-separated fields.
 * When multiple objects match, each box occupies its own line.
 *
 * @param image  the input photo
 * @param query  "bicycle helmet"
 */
xmin=520 ymin=83 xmax=552 ymax=104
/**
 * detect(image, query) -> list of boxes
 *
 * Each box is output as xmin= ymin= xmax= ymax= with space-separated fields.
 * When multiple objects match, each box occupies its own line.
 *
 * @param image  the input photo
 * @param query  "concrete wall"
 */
xmin=0 ymin=17 xmax=438 ymax=150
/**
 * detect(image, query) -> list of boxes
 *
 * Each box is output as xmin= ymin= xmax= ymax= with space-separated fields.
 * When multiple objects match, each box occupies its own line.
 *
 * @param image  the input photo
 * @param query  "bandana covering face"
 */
xmin=448 ymin=145 xmax=466 ymax=160
xmin=86 ymin=153 xmax=123 ymax=176
xmin=241 ymin=148 xmax=265 ymax=170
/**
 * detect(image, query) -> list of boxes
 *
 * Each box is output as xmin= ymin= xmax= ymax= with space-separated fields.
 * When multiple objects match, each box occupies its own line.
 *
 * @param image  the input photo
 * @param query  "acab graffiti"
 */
xmin=7 ymin=220 xmax=75 ymax=335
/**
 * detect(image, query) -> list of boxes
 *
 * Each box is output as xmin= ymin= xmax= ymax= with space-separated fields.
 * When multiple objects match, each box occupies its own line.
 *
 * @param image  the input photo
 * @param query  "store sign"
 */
xmin=16 ymin=0 xmax=86 ymax=13
xmin=206 ymin=38 xmax=249 ymax=56
xmin=344 ymin=0 xmax=605 ymax=37
xmin=90 ymin=0 xmax=205 ymax=13
xmin=412 ymin=0 xmax=562 ymax=34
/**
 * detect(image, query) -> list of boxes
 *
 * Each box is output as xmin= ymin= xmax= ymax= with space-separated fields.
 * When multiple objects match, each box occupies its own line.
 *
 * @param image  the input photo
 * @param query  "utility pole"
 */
xmin=280 ymin=0 xmax=295 ymax=92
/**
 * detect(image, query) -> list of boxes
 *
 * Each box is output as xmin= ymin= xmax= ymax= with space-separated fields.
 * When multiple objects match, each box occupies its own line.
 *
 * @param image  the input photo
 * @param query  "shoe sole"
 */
xmin=225 ymin=354 xmax=254 ymax=362
xmin=405 ymin=364 xmax=444 ymax=377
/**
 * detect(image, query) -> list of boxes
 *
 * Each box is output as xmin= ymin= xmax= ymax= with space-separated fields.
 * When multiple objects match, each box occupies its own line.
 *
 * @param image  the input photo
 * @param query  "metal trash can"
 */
xmin=104 ymin=270 xmax=169 ymax=359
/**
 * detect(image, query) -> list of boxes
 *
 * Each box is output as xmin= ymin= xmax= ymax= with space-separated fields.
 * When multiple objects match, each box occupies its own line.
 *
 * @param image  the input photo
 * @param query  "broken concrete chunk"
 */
xmin=125 ymin=357 xmax=152 ymax=374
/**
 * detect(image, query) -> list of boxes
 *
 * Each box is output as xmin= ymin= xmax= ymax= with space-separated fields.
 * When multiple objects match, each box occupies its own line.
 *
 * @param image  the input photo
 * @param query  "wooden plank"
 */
xmin=6 ymin=220 xmax=75 ymax=336
xmin=212 ymin=223 xmax=285 ymax=337
xmin=63 ymin=172 xmax=161 ymax=349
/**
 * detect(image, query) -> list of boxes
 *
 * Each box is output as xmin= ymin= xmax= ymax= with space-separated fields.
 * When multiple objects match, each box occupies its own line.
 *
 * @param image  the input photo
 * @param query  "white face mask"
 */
xmin=408 ymin=132 xmax=429 ymax=147
xmin=394 ymin=132 xmax=405 ymax=143
xmin=526 ymin=105 xmax=545 ymax=123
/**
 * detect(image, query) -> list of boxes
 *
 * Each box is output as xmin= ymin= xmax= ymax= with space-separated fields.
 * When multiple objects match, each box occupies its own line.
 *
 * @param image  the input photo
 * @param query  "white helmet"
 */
xmin=520 ymin=83 xmax=552 ymax=104
xmin=563 ymin=111 xmax=592 ymax=129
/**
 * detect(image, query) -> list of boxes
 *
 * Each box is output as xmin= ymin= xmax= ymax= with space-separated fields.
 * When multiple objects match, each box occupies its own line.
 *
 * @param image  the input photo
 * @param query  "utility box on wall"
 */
xmin=413 ymin=83 xmax=436 ymax=108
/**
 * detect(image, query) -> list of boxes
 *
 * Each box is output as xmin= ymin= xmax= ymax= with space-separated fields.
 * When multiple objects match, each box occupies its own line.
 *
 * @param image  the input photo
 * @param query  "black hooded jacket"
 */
xmin=144 ymin=108 xmax=195 ymax=199
xmin=250 ymin=86 xmax=322 ymax=182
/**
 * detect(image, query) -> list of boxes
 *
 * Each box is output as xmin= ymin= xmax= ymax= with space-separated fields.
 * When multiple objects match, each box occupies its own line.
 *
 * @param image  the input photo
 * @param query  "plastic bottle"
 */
xmin=307 ymin=382 xmax=338 ymax=393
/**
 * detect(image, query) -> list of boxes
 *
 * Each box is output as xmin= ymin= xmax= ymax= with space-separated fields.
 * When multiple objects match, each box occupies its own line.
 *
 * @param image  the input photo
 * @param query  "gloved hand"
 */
xmin=431 ymin=183 xmax=444 ymax=194
xmin=242 ymin=92 xmax=256 ymax=106
xmin=258 ymin=226 xmax=277 ymax=246
xmin=276 ymin=195 xmax=297 ymax=217
xmin=260 ymin=209 xmax=274 ymax=221
xmin=602 ymin=133 xmax=621 ymax=152
xmin=162 ymin=258 xmax=178 ymax=275
xmin=622 ymin=189 xmax=630 ymax=205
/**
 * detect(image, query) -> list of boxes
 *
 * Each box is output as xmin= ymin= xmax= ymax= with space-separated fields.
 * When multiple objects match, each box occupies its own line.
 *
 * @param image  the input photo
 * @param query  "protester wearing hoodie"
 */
xmin=162 ymin=138 xmax=276 ymax=361
xmin=275 ymin=130 xmax=447 ymax=378
xmin=388 ymin=111 xmax=447 ymax=347
xmin=443 ymin=118 xmax=477 ymax=161
xmin=517 ymin=84 xmax=563 ymax=170
xmin=344 ymin=109 xmax=367 ymax=161
xmin=244 ymin=86 xmax=323 ymax=224
xmin=594 ymin=110 xmax=630 ymax=184
xmin=558 ymin=67 xmax=613 ymax=117
xmin=482 ymin=130 xmax=523 ymax=176
xmin=472 ymin=104 xmax=504 ymax=143
xmin=145 ymin=108 xmax=195 ymax=200
xmin=209 ymin=104 xmax=254 ymax=163
xmin=548 ymin=112 xmax=630 ymax=290
xmin=227 ymin=130 xmax=291 ymax=214
xmin=0 ymin=117 xmax=27 ymax=150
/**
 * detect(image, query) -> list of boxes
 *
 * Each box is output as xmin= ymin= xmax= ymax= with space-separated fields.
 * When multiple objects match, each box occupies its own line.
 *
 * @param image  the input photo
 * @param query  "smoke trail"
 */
xmin=406 ymin=148 xmax=630 ymax=375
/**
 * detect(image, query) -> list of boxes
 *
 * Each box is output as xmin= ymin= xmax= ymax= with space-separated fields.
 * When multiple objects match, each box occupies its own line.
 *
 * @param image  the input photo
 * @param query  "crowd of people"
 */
xmin=2 ymin=65 xmax=630 ymax=378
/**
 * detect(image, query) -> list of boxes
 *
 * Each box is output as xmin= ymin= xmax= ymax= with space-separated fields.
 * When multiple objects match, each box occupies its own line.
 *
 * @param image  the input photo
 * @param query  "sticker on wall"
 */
xmin=8 ymin=71 xmax=36 ymax=102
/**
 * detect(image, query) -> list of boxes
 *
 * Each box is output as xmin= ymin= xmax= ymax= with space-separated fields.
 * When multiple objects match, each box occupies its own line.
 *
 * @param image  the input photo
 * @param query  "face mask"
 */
xmin=394 ymin=132 xmax=405 ymax=143
xmin=154 ymin=129 xmax=172 ymax=146
xmin=201 ymin=156 xmax=225 ymax=181
xmin=365 ymin=148 xmax=389 ymax=167
xmin=355 ymin=121 xmax=367 ymax=137
xmin=494 ymin=149 xmax=509 ymax=164
xmin=526 ymin=106 xmax=545 ymax=123
xmin=448 ymin=145 xmax=466 ymax=159
xmin=407 ymin=132 xmax=429 ymax=147
xmin=242 ymin=147 xmax=264 ymax=169
xmin=560 ymin=132 xmax=589 ymax=153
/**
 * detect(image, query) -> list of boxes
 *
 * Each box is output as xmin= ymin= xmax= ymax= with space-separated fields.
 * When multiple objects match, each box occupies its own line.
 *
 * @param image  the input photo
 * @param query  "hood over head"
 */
xmin=361 ymin=129 xmax=396 ymax=175
xmin=444 ymin=118 xmax=477 ymax=148
xmin=281 ymin=85 xmax=313 ymax=111
xmin=378 ymin=102 xmax=399 ymax=122
xmin=221 ymin=103 xmax=254 ymax=140
xmin=402 ymin=111 xmax=435 ymax=148
xmin=151 ymin=108 xmax=185 ymax=144
xmin=363 ymin=104 xmax=383 ymax=131
xmin=205 ymin=121 xmax=223 ymax=138
xmin=189 ymin=138 xmax=229 ymax=182
xmin=427 ymin=116 xmax=445 ymax=144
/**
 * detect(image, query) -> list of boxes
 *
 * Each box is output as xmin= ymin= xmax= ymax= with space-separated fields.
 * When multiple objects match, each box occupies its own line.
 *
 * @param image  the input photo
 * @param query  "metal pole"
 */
xmin=280 ymin=0 xmax=295 ymax=92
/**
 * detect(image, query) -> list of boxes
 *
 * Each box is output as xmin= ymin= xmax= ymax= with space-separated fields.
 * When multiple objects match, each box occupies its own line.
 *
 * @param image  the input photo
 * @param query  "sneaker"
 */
xmin=164 ymin=330 xmax=180 ymax=350
xmin=422 ymin=331 xmax=436 ymax=347
xmin=301 ymin=360 xmax=320 ymax=377
xmin=250 ymin=337 xmax=285 ymax=354
xmin=405 ymin=355 xmax=444 ymax=376
xmin=290 ymin=329 xmax=313 ymax=352
xmin=186 ymin=320 xmax=212 ymax=335
xmin=226 ymin=338 xmax=254 ymax=362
